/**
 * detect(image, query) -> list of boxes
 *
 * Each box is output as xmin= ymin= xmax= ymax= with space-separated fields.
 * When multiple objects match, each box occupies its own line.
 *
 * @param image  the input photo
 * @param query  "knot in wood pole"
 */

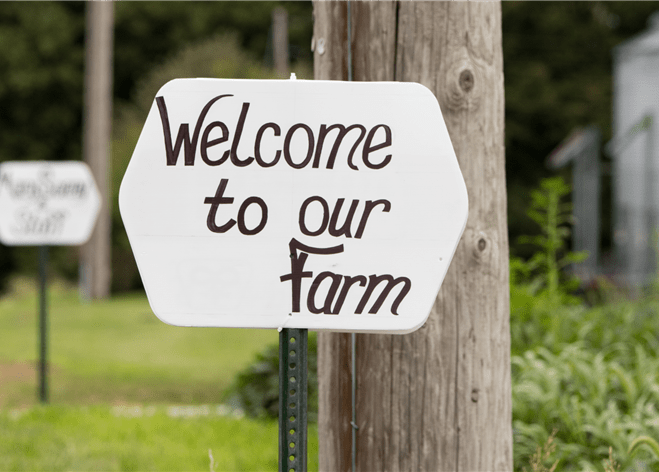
xmin=459 ymin=69 xmax=475 ymax=92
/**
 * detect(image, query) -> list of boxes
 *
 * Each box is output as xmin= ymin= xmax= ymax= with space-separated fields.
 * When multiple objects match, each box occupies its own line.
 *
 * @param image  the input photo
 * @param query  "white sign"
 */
xmin=120 ymin=78 xmax=467 ymax=333
xmin=0 ymin=161 xmax=101 ymax=246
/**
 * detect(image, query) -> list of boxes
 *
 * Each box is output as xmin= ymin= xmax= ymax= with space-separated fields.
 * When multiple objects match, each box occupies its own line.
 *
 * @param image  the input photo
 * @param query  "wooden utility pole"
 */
xmin=81 ymin=1 xmax=113 ymax=300
xmin=273 ymin=6 xmax=289 ymax=78
xmin=314 ymin=2 xmax=512 ymax=471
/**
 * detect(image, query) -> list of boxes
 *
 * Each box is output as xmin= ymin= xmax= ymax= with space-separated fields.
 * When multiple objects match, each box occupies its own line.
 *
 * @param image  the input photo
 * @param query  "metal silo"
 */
xmin=611 ymin=13 xmax=659 ymax=287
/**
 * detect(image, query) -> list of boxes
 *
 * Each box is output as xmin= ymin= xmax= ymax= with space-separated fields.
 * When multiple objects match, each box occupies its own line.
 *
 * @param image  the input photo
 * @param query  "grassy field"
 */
xmin=0 ymin=278 xmax=318 ymax=471
xmin=0 ymin=405 xmax=319 ymax=471
xmin=0 ymin=277 xmax=279 ymax=407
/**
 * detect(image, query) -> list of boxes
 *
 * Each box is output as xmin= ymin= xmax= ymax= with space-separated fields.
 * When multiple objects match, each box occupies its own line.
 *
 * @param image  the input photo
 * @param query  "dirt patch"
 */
xmin=0 ymin=362 xmax=54 ymax=408
xmin=0 ymin=362 xmax=35 ymax=383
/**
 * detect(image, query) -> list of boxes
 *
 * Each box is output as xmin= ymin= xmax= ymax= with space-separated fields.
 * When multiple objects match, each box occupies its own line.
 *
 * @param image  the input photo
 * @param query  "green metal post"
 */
xmin=279 ymin=328 xmax=307 ymax=472
xmin=38 ymin=245 xmax=48 ymax=404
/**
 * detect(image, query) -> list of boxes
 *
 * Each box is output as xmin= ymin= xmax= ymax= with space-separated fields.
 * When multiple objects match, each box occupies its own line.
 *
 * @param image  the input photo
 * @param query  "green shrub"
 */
xmin=515 ymin=176 xmax=586 ymax=303
xmin=511 ymin=176 xmax=587 ymax=354
xmin=227 ymin=332 xmax=318 ymax=422
xmin=513 ymin=342 xmax=659 ymax=471
xmin=511 ymin=176 xmax=659 ymax=471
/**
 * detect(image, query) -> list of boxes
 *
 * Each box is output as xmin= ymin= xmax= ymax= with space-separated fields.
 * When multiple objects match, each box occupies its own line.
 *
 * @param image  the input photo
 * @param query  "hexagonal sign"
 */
xmin=120 ymin=78 xmax=467 ymax=333
xmin=0 ymin=161 xmax=101 ymax=246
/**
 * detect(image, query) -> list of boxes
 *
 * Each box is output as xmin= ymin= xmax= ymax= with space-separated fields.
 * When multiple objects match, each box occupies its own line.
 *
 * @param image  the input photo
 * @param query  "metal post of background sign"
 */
xmin=0 ymin=161 xmax=102 ymax=404
xmin=38 ymin=245 xmax=48 ymax=403
xmin=279 ymin=328 xmax=307 ymax=472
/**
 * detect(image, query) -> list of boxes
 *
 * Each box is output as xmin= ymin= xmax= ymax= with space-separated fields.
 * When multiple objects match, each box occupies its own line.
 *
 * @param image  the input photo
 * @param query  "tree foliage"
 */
xmin=1 ymin=2 xmax=659 ymax=287
xmin=113 ymin=2 xmax=312 ymax=103
xmin=503 ymin=2 xmax=659 ymax=254
xmin=0 ymin=1 xmax=312 ymax=290
xmin=0 ymin=2 xmax=84 ymax=165
xmin=111 ymin=33 xmax=283 ymax=291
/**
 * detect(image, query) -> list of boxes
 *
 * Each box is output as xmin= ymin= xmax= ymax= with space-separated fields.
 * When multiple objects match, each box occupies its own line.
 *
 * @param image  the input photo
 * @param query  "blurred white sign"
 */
xmin=0 ymin=161 xmax=101 ymax=246
xmin=120 ymin=78 xmax=468 ymax=333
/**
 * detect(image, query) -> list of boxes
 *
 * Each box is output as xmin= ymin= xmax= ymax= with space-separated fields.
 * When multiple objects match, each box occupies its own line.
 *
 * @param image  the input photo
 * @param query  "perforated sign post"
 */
xmin=0 ymin=160 xmax=101 ymax=403
xmin=119 ymin=78 xmax=467 ymax=471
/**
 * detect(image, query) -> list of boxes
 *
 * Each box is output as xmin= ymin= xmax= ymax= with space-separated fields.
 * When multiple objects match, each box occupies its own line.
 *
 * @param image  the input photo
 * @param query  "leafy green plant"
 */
xmin=510 ymin=176 xmax=590 ymax=353
xmin=228 ymin=343 xmax=279 ymax=419
xmin=510 ymin=173 xmax=659 ymax=470
xmin=628 ymin=436 xmax=659 ymax=460
xmin=515 ymin=176 xmax=587 ymax=303
xmin=513 ymin=341 xmax=659 ymax=471
xmin=227 ymin=333 xmax=318 ymax=422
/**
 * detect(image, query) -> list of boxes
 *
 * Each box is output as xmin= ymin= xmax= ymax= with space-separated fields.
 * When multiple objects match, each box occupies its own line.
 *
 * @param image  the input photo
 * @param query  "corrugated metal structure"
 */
xmin=611 ymin=13 xmax=659 ymax=287
xmin=548 ymin=126 xmax=601 ymax=282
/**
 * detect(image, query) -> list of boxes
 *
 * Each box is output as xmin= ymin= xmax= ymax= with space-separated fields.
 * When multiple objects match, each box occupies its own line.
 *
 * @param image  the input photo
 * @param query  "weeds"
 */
xmin=628 ymin=436 xmax=659 ymax=460
xmin=513 ymin=177 xmax=659 ymax=471
xmin=603 ymin=447 xmax=620 ymax=472
xmin=525 ymin=429 xmax=559 ymax=472
xmin=209 ymin=448 xmax=216 ymax=472
xmin=511 ymin=176 xmax=588 ymax=354
xmin=515 ymin=176 xmax=586 ymax=305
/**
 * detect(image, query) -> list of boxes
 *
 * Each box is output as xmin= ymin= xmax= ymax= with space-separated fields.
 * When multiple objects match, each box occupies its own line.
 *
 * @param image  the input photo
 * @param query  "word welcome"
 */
xmin=156 ymin=94 xmax=393 ymax=170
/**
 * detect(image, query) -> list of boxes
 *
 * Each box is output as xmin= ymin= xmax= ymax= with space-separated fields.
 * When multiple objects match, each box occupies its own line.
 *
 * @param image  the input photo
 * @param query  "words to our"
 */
xmin=204 ymin=178 xmax=392 ymax=238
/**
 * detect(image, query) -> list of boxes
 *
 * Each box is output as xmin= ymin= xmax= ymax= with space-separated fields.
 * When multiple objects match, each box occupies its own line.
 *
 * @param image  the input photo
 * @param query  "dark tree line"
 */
xmin=0 ymin=1 xmax=657 ymax=290
xmin=504 ymin=2 xmax=659 ymax=256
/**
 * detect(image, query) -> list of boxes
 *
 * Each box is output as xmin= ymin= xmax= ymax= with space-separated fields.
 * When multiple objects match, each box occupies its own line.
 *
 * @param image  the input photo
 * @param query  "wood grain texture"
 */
xmin=318 ymin=330 xmax=353 ymax=472
xmin=313 ymin=1 xmax=348 ymax=81
xmin=272 ymin=7 xmax=289 ymax=78
xmin=314 ymin=2 xmax=511 ymax=471
xmin=313 ymin=5 xmax=351 ymax=469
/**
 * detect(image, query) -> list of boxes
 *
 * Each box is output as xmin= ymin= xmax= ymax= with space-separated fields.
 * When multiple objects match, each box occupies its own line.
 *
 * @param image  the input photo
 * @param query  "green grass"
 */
xmin=0 ymin=278 xmax=319 ymax=471
xmin=511 ymin=285 xmax=659 ymax=471
xmin=0 ymin=404 xmax=319 ymax=471
xmin=0 ymin=277 xmax=278 ymax=407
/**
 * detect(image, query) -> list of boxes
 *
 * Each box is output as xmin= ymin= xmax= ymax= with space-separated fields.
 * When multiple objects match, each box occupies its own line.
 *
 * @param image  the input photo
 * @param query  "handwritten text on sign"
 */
xmin=0 ymin=161 xmax=101 ymax=246
xmin=119 ymin=79 xmax=468 ymax=333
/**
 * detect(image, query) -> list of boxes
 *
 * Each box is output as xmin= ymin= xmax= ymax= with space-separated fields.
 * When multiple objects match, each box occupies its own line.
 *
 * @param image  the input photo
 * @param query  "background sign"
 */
xmin=120 ymin=78 xmax=468 ymax=333
xmin=0 ymin=161 xmax=101 ymax=246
